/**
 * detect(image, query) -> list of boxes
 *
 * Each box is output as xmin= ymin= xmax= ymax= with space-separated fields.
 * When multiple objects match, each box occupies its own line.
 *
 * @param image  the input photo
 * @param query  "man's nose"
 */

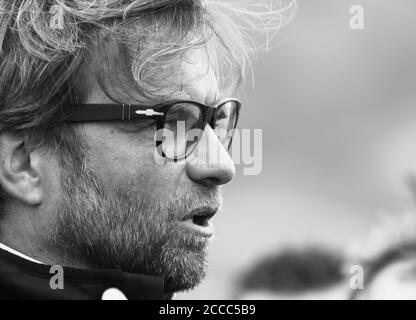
xmin=186 ymin=125 xmax=236 ymax=186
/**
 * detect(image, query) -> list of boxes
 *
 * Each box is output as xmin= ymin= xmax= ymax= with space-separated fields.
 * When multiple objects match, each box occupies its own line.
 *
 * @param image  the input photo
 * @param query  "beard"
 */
xmin=48 ymin=135 xmax=221 ymax=295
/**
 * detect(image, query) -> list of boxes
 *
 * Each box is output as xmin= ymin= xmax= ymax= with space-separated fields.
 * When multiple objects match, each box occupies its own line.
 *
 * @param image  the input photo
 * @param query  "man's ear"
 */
xmin=0 ymin=130 xmax=42 ymax=205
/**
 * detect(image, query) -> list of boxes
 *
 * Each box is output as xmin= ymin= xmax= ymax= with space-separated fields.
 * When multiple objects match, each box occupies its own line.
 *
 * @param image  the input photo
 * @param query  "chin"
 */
xmin=160 ymin=242 xmax=209 ymax=294
xmin=163 ymin=266 xmax=208 ymax=294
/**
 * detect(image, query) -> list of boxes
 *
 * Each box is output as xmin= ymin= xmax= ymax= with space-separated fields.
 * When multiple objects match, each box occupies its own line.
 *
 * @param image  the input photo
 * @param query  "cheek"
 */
xmin=83 ymin=124 xmax=185 ymax=193
xmin=36 ymin=151 xmax=63 ymax=219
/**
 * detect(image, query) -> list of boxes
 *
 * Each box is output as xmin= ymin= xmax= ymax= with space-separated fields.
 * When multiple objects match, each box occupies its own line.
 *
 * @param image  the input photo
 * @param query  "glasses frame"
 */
xmin=65 ymin=97 xmax=241 ymax=161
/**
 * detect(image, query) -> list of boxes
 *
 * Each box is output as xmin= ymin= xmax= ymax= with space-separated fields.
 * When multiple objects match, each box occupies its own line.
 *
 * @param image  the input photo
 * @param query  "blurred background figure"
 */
xmin=234 ymin=246 xmax=349 ymax=299
xmin=349 ymin=212 xmax=416 ymax=300
xmin=351 ymin=242 xmax=416 ymax=300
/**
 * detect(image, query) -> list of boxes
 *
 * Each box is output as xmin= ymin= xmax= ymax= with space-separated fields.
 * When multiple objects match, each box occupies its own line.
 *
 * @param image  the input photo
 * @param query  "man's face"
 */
xmin=48 ymin=49 xmax=236 ymax=294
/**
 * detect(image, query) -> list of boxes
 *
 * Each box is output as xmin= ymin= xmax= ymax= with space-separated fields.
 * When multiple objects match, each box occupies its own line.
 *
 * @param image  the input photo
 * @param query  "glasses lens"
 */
xmin=162 ymin=102 xmax=204 ymax=159
xmin=214 ymin=100 xmax=239 ymax=150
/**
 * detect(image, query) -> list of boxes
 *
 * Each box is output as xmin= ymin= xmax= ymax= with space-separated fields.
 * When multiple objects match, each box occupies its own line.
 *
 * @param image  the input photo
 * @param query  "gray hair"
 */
xmin=0 ymin=0 xmax=296 ymax=200
xmin=0 ymin=0 xmax=296 ymax=127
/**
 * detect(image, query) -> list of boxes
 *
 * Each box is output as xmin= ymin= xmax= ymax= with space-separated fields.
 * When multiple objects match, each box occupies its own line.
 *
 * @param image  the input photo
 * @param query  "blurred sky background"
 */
xmin=178 ymin=0 xmax=416 ymax=299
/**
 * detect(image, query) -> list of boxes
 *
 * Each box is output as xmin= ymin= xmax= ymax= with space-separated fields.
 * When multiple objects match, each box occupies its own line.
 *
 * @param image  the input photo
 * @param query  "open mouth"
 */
xmin=180 ymin=207 xmax=218 ymax=237
xmin=192 ymin=211 xmax=215 ymax=227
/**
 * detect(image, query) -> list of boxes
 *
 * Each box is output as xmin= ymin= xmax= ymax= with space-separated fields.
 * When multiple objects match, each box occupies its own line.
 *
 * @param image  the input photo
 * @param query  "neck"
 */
xmin=0 ymin=237 xmax=87 ymax=269
xmin=0 ymin=203 xmax=87 ymax=269
xmin=0 ymin=243 xmax=43 ymax=263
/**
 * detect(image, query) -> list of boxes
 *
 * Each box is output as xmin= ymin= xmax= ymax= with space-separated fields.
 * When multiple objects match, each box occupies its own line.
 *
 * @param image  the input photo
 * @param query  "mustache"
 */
xmin=167 ymin=184 xmax=223 ymax=220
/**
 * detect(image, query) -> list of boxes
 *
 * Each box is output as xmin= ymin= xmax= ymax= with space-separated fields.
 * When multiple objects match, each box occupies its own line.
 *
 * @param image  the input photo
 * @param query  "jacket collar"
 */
xmin=0 ymin=243 xmax=44 ymax=264
xmin=0 ymin=246 xmax=167 ymax=300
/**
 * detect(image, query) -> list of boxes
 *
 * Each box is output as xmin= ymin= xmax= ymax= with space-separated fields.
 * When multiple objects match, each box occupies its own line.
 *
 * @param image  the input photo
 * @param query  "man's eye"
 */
xmin=216 ymin=112 xmax=227 ymax=121
xmin=216 ymin=106 xmax=232 ymax=120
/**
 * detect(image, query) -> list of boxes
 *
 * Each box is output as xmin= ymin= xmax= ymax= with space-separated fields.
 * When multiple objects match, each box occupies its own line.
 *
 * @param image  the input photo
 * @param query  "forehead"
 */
xmin=177 ymin=49 xmax=219 ymax=103
xmin=86 ymin=48 xmax=219 ymax=104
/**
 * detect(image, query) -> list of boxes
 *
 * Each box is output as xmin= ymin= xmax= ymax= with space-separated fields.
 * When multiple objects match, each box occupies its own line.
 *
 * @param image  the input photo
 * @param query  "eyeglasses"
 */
xmin=65 ymin=98 xmax=241 ymax=161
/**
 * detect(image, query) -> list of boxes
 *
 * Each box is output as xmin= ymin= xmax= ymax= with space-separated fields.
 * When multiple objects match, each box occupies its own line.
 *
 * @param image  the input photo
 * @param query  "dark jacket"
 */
xmin=0 ymin=248 xmax=166 ymax=300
